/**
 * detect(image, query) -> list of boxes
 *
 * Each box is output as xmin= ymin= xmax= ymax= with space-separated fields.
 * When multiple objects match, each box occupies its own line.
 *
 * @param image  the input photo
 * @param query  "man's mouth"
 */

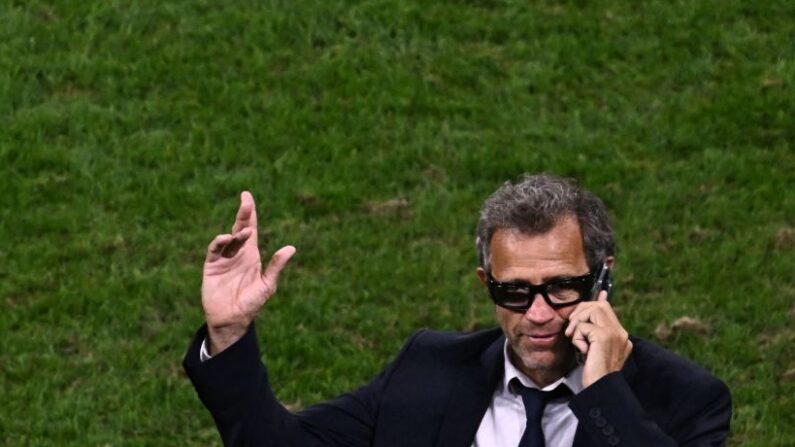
xmin=522 ymin=332 xmax=559 ymax=347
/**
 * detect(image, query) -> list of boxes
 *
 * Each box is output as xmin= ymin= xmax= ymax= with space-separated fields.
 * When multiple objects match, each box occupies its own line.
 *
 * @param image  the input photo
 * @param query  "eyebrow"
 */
xmin=497 ymin=273 xmax=585 ymax=285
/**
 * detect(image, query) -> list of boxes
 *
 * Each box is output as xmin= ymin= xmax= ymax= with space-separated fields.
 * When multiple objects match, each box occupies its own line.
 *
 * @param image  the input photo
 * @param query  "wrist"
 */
xmin=207 ymin=322 xmax=250 ymax=355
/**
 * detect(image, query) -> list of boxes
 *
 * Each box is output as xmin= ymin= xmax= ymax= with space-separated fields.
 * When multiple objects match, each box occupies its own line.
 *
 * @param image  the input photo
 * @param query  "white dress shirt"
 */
xmin=472 ymin=341 xmax=583 ymax=447
xmin=199 ymin=338 xmax=213 ymax=362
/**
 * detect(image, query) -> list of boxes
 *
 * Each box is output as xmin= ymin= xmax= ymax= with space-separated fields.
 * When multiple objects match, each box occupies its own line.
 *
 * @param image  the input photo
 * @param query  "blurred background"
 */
xmin=1 ymin=0 xmax=793 ymax=445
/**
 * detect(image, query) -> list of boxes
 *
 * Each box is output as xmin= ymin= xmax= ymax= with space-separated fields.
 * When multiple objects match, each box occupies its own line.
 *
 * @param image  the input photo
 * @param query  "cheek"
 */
xmin=555 ymin=307 xmax=575 ymax=321
xmin=495 ymin=307 xmax=521 ymax=331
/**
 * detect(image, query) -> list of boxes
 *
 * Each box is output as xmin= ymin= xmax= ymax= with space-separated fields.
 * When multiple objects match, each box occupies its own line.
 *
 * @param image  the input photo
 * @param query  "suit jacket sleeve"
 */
xmin=182 ymin=324 xmax=421 ymax=447
xmin=569 ymin=366 xmax=731 ymax=446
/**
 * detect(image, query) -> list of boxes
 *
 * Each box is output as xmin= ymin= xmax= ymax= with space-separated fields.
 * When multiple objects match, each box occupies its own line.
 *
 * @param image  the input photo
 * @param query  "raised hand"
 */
xmin=564 ymin=291 xmax=633 ymax=388
xmin=202 ymin=191 xmax=296 ymax=355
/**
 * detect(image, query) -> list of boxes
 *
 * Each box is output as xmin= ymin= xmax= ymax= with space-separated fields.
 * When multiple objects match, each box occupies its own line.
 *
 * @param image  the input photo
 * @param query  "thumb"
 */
xmin=261 ymin=245 xmax=297 ymax=294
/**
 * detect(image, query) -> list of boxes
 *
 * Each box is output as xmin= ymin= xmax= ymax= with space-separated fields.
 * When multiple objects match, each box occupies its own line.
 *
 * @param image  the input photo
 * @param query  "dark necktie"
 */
xmin=515 ymin=381 xmax=572 ymax=447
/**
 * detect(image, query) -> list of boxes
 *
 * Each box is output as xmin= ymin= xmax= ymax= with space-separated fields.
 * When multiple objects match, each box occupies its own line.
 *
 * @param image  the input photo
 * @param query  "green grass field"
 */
xmin=2 ymin=0 xmax=794 ymax=445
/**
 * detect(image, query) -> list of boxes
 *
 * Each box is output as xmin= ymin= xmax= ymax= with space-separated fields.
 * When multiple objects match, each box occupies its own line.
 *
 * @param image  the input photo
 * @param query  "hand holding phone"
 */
xmin=566 ymin=261 xmax=631 ymax=388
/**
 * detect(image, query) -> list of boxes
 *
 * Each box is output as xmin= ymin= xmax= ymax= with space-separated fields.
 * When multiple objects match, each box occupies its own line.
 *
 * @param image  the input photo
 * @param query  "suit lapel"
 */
xmin=434 ymin=336 xmax=505 ymax=447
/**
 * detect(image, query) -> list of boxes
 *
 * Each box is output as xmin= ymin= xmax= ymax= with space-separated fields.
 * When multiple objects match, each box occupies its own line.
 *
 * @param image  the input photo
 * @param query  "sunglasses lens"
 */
xmin=547 ymin=282 xmax=589 ymax=303
xmin=495 ymin=287 xmax=530 ymax=308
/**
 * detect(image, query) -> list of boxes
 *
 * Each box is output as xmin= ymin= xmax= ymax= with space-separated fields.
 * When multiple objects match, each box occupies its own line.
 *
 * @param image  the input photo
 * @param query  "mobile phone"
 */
xmin=575 ymin=262 xmax=614 ymax=364
xmin=590 ymin=262 xmax=613 ymax=301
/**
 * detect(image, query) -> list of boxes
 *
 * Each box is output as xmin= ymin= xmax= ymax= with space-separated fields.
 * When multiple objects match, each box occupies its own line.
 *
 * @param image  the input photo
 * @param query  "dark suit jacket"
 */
xmin=184 ymin=325 xmax=731 ymax=446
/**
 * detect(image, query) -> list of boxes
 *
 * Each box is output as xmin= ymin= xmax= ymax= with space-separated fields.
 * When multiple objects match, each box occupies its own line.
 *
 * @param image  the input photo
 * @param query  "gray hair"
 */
xmin=475 ymin=173 xmax=615 ymax=271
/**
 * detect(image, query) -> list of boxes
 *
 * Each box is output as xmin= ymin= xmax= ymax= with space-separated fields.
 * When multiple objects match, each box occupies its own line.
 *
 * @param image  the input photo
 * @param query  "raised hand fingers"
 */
xmin=206 ymin=234 xmax=234 ymax=263
xmin=205 ymin=228 xmax=253 ymax=263
xmin=260 ymin=245 xmax=297 ymax=297
xmin=232 ymin=191 xmax=259 ymax=235
xmin=222 ymin=228 xmax=255 ymax=258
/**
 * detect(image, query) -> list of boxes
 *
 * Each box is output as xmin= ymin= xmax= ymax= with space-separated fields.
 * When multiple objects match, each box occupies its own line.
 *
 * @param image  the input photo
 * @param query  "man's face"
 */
xmin=477 ymin=216 xmax=589 ymax=384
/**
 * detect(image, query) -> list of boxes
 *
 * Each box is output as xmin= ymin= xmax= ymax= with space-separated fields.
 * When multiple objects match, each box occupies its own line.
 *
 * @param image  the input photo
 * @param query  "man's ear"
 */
xmin=605 ymin=256 xmax=615 ymax=269
xmin=476 ymin=267 xmax=487 ymax=286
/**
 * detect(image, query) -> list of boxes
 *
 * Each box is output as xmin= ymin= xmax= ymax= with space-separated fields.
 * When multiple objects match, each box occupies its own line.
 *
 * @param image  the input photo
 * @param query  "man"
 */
xmin=184 ymin=174 xmax=731 ymax=446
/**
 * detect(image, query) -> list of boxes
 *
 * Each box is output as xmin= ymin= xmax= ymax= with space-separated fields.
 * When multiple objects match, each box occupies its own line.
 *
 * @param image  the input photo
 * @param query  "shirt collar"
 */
xmin=501 ymin=340 xmax=584 ymax=395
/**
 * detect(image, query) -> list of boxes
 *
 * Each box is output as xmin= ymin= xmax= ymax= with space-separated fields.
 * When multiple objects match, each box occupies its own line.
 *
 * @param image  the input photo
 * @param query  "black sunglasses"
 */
xmin=485 ymin=271 xmax=596 ymax=311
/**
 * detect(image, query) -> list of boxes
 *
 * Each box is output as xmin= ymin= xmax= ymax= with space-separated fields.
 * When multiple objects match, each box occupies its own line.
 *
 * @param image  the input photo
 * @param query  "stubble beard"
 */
xmin=508 ymin=331 xmax=577 ymax=378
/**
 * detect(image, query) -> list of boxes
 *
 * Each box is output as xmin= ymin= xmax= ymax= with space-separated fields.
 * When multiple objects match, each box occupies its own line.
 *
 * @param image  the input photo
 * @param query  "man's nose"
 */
xmin=523 ymin=293 xmax=556 ymax=323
